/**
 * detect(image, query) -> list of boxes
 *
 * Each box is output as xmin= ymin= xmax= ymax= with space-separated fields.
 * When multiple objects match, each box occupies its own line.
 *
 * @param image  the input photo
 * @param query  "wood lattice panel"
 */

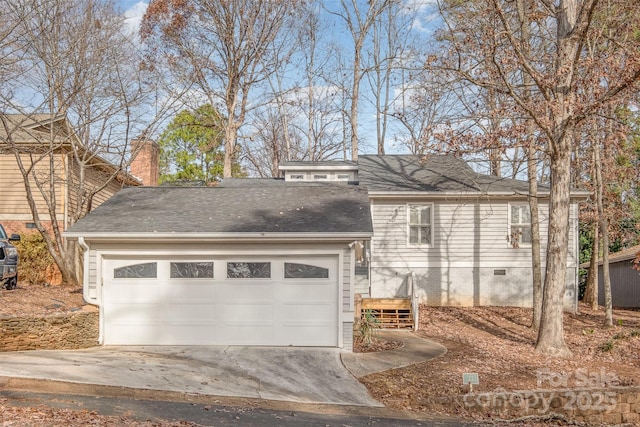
xmin=361 ymin=298 xmax=413 ymax=329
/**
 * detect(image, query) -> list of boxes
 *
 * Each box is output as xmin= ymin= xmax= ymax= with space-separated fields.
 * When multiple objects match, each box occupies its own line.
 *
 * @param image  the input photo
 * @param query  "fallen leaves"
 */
xmin=360 ymin=303 xmax=640 ymax=420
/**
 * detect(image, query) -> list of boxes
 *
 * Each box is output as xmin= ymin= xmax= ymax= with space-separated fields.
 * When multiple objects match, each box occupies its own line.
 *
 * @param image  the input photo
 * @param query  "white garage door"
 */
xmin=102 ymin=256 xmax=339 ymax=346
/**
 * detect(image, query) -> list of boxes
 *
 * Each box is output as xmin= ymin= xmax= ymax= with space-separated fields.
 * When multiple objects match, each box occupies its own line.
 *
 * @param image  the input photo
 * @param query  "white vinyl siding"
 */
xmin=369 ymin=197 xmax=578 ymax=310
xmin=371 ymin=199 xmax=550 ymax=269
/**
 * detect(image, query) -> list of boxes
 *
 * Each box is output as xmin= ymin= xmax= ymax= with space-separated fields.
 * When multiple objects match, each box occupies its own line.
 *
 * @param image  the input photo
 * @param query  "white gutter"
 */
xmin=64 ymin=232 xmax=373 ymax=242
xmin=366 ymin=190 xmax=592 ymax=199
xmin=78 ymin=237 xmax=91 ymax=302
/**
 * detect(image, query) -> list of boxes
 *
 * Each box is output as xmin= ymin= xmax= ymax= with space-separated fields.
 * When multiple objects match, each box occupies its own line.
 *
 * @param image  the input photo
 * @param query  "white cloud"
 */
xmin=123 ymin=1 xmax=148 ymax=36
xmin=402 ymin=0 xmax=437 ymax=14
xmin=401 ymin=0 xmax=440 ymax=34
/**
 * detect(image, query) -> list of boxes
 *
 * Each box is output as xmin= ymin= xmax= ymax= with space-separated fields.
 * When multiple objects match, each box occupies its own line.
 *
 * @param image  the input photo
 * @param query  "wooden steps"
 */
xmin=360 ymin=298 xmax=414 ymax=329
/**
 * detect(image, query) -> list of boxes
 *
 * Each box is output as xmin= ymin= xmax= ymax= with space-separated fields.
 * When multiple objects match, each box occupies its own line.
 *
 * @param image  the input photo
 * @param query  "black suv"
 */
xmin=0 ymin=224 xmax=20 ymax=290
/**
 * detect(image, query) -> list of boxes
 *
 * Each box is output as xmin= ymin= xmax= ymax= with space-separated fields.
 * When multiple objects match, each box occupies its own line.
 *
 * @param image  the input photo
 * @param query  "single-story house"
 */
xmin=64 ymin=154 xmax=588 ymax=350
xmin=581 ymin=244 xmax=640 ymax=308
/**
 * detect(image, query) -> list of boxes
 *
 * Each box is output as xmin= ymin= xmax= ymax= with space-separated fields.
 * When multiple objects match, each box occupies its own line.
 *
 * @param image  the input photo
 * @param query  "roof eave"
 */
xmin=279 ymin=165 xmax=359 ymax=171
xmin=366 ymin=190 xmax=536 ymax=198
xmin=64 ymin=231 xmax=373 ymax=243
xmin=366 ymin=190 xmax=591 ymax=199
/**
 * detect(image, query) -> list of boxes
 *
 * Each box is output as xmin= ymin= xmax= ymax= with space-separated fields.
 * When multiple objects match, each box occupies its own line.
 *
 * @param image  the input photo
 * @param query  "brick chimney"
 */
xmin=130 ymin=138 xmax=159 ymax=186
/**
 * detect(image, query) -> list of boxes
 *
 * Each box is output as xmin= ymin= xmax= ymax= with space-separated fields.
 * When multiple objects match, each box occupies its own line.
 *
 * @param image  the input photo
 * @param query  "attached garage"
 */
xmin=64 ymin=185 xmax=372 ymax=350
xmin=102 ymin=255 xmax=339 ymax=346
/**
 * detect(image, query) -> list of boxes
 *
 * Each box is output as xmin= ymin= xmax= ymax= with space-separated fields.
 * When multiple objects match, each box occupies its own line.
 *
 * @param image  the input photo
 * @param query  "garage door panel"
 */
xmin=217 ymin=325 xmax=273 ymax=345
xmin=218 ymin=302 xmax=272 ymax=323
xmin=216 ymin=284 xmax=273 ymax=301
xmin=103 ymin=256 xmax=339 ymax=346
xmin=114 ymin=325 xmax=218 ymax=345
xmin=276 ymin=325 xmax=333 ymax=346
xmin=105 ymin=283 xmax=163 ymax=303
xmin=281 ymin=302 xmax=333 ymax=320
xmin=280 ymin=285 xmax=333 ymax=302
xmin=164 ymin=285 xmax=216 ymax=303
xmin=105 ymin=303 xmax=167 ymax=324
xmin=164 ymin=303 xmax=216 ymax=323
xmin=160 ymin=325 xmax=218 ymax=345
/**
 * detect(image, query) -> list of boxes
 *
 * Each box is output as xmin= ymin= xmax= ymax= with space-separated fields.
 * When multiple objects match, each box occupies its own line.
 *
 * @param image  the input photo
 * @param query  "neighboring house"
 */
xmin=0 ymin=114 xmax=156 ymax=235
xmin=64 ymin=154 xmax=588 ymax=350
xmin=581 ymin=244 xmax=640 ymax=308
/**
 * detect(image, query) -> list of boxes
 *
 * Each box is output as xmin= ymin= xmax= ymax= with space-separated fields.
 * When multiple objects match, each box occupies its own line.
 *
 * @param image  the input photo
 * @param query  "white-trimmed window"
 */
xmin=509 ymin=204 xmax=532 ymax=247
xmin=408 ymin=204 xmax=432 ymax=245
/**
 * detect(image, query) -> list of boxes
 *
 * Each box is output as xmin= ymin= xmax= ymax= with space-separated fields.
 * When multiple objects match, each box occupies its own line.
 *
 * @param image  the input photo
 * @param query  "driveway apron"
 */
xmin=0 ymin=346 xmax=382 ymax=407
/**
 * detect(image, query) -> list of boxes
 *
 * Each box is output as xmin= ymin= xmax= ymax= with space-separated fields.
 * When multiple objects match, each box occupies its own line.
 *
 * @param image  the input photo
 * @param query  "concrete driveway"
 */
xmin=0 ymin=346 xmax=381 ymax=407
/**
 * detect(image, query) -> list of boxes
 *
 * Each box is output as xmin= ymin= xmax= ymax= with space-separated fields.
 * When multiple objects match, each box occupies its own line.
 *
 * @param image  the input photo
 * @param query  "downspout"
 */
xmin=63 ymin=152 xmax=69 ymax=229
xmin=573 ymin=208 xmax=579 ymax=314
xmin=78 ymin=237 xmax=103 ymax=344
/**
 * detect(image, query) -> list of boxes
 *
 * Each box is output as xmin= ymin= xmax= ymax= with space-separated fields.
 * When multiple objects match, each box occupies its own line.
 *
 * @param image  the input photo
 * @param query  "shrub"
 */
xmin=15 ymin=232 xmax=58 ymax=285
xmin=612 ymin=332 xmax=627 ymax=340
xmin=354 ymin=309 xmax=380 ymax=346
xmin=598 ymin=340 xmax=615 ymax=352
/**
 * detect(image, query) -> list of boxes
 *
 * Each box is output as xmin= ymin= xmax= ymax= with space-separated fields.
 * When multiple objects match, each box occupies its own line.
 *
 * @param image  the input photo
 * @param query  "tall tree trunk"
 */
xmin=535 ymin=143 xmax=573 ymax=357
xmin=350 ymin=41 xmax=361 ymax=161
xmin=594 ymin=140 xmax=613 ymax=326
xmin=517 ymin=0 xmax=543 ymax=330
xmin=534 ymin=0 xmax=586 ymax=358
xmin=528 ymin=144 xmax=543 ymax=330
xmin=584 ymin=221 xmax=599 ymax=309
xmin=223 ymin=117 xmax=238 ymax=178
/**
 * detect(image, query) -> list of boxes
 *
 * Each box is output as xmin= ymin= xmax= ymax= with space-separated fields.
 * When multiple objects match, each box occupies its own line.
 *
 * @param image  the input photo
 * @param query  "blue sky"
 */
xmin=114 ymin=0 xmax=443 ymax=158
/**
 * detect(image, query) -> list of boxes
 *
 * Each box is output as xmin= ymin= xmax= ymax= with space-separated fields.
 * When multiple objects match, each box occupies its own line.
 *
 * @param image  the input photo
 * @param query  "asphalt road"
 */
xmin=0 ymin=389 xmax=481 ymax=427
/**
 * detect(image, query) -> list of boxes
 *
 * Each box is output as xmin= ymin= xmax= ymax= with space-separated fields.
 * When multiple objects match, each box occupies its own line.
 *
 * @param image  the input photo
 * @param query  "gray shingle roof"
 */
xmin=358 ymin=155 xmax=548 ymax=194
xmin=580 ymin=244 xmax=640 ymax=268
xmin=65 ymin=185 xmax=372 ymax=236
xmin=218 ymin=178 xmax=356 ymax=188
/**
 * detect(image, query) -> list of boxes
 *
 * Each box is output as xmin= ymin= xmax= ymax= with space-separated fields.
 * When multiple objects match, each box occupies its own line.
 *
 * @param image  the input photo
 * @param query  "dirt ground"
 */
xmin=1 ymin=282 xmax=639 ymax=425
xmin=361 ymin=304 xmax=640 ymax=424
xmin=0 ymin=282 xmax=85 ymax=317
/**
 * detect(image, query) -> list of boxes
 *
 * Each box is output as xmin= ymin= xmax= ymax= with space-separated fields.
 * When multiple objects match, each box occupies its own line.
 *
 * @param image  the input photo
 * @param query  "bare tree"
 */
xmin=0 ymin=0 xmax=165 ymax=286
xmin=433 ymin=0 xmax=640 ymax=356
xmin=328 ymin=0 xmax=391 ymax=161
xmin=392 ymin=68 xmax=457 ymax=154
xmin=141 ymin=0 xmax=305 ymax=178
xmin=295 ymin=8 xmax=349 ymax=161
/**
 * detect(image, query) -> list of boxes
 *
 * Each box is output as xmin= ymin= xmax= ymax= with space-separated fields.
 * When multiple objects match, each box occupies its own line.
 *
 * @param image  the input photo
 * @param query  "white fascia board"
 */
xmin=367 ymin=190 xmax=591 ymax=200
xmin=367 ymin=191 xmax=535 ymax=199
xmin=279 ymin=165 xmax=358 ymax=171
xmin=63 ymin=232 xmax=373 ymax=243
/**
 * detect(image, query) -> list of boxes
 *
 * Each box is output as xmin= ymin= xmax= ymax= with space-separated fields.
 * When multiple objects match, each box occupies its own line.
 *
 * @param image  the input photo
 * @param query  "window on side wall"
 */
xmin=408 ymin=204 xmax=432 ymax=245
xmin=509 ymin=203 xmax=532 ymax=247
